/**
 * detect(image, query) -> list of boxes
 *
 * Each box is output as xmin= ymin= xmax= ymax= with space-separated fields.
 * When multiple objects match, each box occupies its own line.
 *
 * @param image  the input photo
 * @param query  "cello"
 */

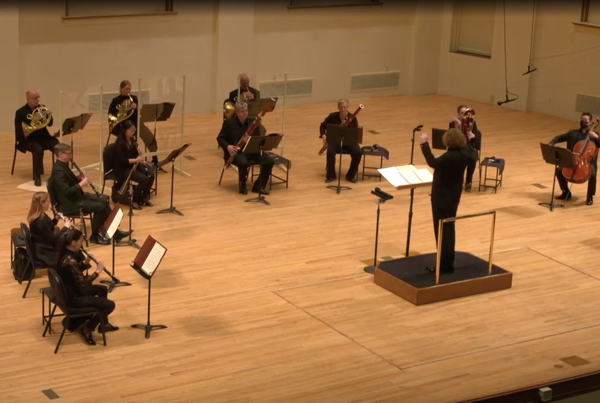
xmin=562 ymin=118 xmax=600 ymax=184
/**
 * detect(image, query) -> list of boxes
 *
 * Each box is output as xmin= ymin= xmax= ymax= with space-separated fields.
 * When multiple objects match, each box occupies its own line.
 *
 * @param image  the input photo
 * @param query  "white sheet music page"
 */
xmin=413 ymin=168 xmax=433 ymax=183
xmin=106 ymin=208 xmax=124 ymax=239
xmin=142 ymin=241 xmax=167 ymax=277
xmin=378 ymin=167 xmax=409 ymax=187
xmin=398 ymin=169 xmax=422 ymax=184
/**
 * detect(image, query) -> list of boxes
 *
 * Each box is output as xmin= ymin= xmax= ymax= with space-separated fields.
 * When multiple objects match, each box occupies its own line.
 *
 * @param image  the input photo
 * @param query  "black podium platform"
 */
xmin=374 ymin=252 xmax=512 ymax=305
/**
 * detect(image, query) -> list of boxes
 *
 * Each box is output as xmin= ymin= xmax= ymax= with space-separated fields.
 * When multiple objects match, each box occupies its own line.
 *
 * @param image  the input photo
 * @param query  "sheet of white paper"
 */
xmin=398 ymin=169 xmax=422 ymax=184
xmin=106 ymin=208 xmax=124 ymax=239
xmin=378 ymin=167 xmax=409 ymax=187
xmin=141 ymin=241 xmax=167 ymax=277
xmin=413 ymin=168 xmax=433 ymax=183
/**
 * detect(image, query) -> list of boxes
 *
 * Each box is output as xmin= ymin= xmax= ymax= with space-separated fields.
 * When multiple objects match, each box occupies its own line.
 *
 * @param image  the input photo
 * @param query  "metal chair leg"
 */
xmin=11 ymin=146 xmax=17 ymax=175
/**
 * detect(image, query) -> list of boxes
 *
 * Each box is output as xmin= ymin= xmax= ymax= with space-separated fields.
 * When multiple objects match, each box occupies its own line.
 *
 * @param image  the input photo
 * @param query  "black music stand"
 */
xmin=131 ymin=235 xmax=168 ymax=339
xmin=539 ymin=143 xmax=574 ymax=211
xmin=247 ymin=97 xmax=278 ymax=119
xmin=100 ymin=204 xmax=132 ymax=292
xmin=116 ymin=168 xmax=140 ymax=249
xmin=364 ymin=188 xmax=394 ymax=274
xmin=139 ymin=102 xmax=175 ymax=154
xmin=405 ymin=125 xmax=422 ymax=257
xmin=242 ymin=134 xmax=283 ymax=206
xmin=156 ymin=143 xmax=192 ymax=216
xmin=431 ymin=128 xmax=446 ymax=150
xmin=57 ymin=113 xmax=93 ymax=165
xmin=326 ymin=124 xmax=363 ymax=194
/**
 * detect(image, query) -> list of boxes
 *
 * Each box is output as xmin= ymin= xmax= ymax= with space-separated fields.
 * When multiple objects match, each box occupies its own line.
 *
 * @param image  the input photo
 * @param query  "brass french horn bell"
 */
xmin=22 ymin=104 xmax=52 ymax=138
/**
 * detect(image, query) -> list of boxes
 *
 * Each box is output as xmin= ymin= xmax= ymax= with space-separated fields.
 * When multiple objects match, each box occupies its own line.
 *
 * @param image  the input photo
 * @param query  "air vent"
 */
xmin=351 ymin=71 xmax=400 ymax=91
xmin=575 ymin=94 xmax=600 ymax=116
xmin=259 ymin=78 xmax=313 ymax=98
xmin=88 ymin=90 xmax=151 ymax=114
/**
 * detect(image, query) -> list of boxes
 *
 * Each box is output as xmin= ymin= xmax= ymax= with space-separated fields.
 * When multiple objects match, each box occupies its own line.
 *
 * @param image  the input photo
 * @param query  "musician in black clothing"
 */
xmin=55 ymin=229 xmax=118 ymax=346
xmin=109 ymin=80 xmax=162 ymax=169
xmin=227 ymin=74 xmax=261 ymax=104
xmin=319 ymin=99 xmax=362 ymax=183
xmin=14 ymin=90 xmax=59 ymax=186
xmin=217 ymin=101 xmax=274 ymax=195
xmin=449 ymin=105 xmax=481 ymax=191
xmin=49 ymin=143 xmax=129 ymax=245
xmin=549 ymin=112 xmax=600 ymax=205
xmin=27 ymin=191 xmax=73 ymax=267
xmin=420 ymin=128 xmax=475 ymax=274
xmin=113 ymin=120 xmax=155 ymax=210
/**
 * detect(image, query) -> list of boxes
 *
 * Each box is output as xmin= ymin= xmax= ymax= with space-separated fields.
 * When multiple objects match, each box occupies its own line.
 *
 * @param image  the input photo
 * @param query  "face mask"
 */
xmin=580 ymin=120 xmax=588 ymax=129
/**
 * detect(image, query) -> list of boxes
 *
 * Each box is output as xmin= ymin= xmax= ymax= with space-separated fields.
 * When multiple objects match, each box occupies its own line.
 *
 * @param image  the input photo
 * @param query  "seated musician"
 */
xmin=50 ymin=143 xmax=131 ymax=245
xmin=319 ymin=99 xmax=362 ymax=183
xmin=227 ymin=73 xmax=260 ymax=104
xmin=109 ymin=80 xmax=163 ymax=171
xmin=449 ymin=105 xmax=481 ymax=191
xmin=217 ymin=101 xmax=274 ymax=195
xmin=113 ymin=120 xmax=155 ymax=210
xmin=14 ymin=90 xmax=59 ymax=186
xmin=27 ymin=191 xmax=73 ymax=267
xmin=549 ymin=112 xmax=600 ymax=205
xmin=55 ymin=229 xmax=118 ymax=346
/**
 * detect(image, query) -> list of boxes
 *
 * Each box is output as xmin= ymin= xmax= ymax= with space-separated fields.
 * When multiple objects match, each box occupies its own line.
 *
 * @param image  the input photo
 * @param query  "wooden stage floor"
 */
xmin=2 ymin=94 xmax=600 ymax=402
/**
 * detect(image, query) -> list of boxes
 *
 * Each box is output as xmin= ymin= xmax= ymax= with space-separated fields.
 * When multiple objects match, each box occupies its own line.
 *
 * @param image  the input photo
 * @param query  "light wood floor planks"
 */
xmin=2 ymin=94 xmax=600 ymax=402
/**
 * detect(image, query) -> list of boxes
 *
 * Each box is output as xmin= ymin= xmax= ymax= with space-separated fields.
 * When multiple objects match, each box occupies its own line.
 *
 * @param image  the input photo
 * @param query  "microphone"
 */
xmin=413 ymin=125 xmax=423 ymax=132
xmin=497 ymin=97 xmax=517 ymax=106
xmin=522 ymin=65 xmax=538 ymax=76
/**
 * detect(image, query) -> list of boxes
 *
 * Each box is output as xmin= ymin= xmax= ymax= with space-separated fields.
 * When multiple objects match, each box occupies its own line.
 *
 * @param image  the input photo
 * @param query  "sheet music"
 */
xmin=106 ymin=208 xmax=124 ymax=239
xmin=378 ymin=167 xmax=409 ymax=187
xmin=413 ymin=168 xmax=433 ymax=183
xmin=398 ymin=169 xmax=422 ymax=184
xmin=141 ymin=242 xmax=167 ymax=277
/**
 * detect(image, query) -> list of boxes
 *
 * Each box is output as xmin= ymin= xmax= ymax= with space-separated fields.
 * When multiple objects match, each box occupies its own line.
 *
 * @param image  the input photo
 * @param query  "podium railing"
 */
xmin=435 ymin=210 xmax=497 ymax=284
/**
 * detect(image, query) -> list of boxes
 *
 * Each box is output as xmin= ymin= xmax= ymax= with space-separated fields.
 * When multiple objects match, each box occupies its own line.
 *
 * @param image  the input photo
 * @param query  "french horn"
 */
xmin=22 ymin=104 xmax=52 ymax=138
xmin=223 ymin=91 xmax=251 ymax=120
xmin=108 ymin=95 xmax=135 ymax=133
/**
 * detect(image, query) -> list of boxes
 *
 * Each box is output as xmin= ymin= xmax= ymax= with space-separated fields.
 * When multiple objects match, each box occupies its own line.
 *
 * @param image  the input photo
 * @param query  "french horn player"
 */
xmin=14 ymin=90 xmax=59 ymax=187
xmin=223 ymin=73 xmax=261 ymax=120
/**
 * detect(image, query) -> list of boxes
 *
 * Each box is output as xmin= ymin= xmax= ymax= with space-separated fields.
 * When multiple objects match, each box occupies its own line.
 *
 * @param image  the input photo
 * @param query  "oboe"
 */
xmin=71 ymin=159 xmax=102 ymax=198
xmin=80 ymin=247 xmax=120 ymax=284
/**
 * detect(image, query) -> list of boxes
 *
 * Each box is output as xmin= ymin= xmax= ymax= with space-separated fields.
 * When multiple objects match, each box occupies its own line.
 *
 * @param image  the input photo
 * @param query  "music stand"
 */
xmin=325 ymin=124 xmax=363 ymax=194
xmin=57 ymin=113 xmax=93 ymax=165
xmin=139 ymin=102 xmax=175 ymax=156
xmin=100 ymin=204 xmax=132 ymax=292
xmin=539 ymin=143 xmax=574 ymax=211
xmin=247 ymin=97 xmax=278 ymax=119
xmin=242 ymin=134 xmax=283 ymax=206
xmin=431 ymin=128 xmax=447 ymax=150
xmin=116 ymin=168 xmax=140 ymax=249
xmin=156 ymin=143 xmax=192 ymax=216
xmin=131 ymin=235 xmax=168 ymax=339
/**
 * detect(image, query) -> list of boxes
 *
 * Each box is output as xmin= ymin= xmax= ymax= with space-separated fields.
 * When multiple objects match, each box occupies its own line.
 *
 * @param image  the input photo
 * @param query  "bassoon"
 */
xmin=318 ymin=104 xmax=364 ymax=156
xmin=224 ymin=98 xmax=276 ymax=169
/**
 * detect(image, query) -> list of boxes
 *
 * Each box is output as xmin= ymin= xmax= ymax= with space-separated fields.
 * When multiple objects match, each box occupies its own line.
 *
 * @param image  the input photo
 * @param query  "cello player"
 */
xmin=549 ymin=112 xmax=600 ymax=205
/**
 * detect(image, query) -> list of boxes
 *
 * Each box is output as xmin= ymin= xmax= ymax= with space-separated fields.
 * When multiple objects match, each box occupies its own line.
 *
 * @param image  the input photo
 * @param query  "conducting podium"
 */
xmin=242 ymin=133 xmax=283 ymax=206
xmin=131 ymin=235 xmax=168 ymax=339
xmin=156 ymin=143 xmax=191 ymax=216
xmin=325 ymin=124 xmax=363 ymax=194
xmin=539 ymin=142 xmax=574 ymax=211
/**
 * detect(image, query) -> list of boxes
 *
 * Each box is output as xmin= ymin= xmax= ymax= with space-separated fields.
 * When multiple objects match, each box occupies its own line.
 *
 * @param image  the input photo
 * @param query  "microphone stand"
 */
xmin=363 ymin=193 xmax=392 ymax=274
xmin=405 ymin=125 xmax=422 ymax=257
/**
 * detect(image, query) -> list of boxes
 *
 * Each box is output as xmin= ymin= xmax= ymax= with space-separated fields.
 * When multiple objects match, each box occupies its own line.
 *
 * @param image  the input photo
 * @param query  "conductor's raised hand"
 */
xmin=419 ymin=132 xmax=429 ymax=144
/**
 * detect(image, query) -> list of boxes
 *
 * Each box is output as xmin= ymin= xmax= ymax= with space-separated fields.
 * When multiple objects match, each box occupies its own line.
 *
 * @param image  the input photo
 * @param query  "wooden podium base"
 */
xmin=373 ymin=252 xmax=512 ymax=305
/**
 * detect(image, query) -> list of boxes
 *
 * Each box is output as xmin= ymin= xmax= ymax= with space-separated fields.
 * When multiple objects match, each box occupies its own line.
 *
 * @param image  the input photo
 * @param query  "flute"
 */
xmin=80 ymin=247 xmax=120 ymax=284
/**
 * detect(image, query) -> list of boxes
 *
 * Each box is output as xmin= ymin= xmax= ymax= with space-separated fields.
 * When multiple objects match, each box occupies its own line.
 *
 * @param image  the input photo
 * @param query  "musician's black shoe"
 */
xmin=131 ymin=202 xmax=142 ymax=210
xmin=239 ymin=186 xmax=247 ymax=195
xmin=465 ymin=182 xmax=472 ymax=191
xmin=91 ymin=236 xmax=110 ymax=245
xmin=98 ymin=323 xmax=119 ymax=332
xmin=587 ymin=196 xmax=594 ymax=205
xmin=142 ymin=199 xmax=154 ymax=207
xmin=325 ymin=177 xmax=336 ymax=183
xmin=34 ymin=175 xmax=41 ymax=187
xmin=555 ymin=191 xmax=572 ymax=200
xmin=346 ymin=176 xmax=358 ymax=183
xmin=115 ymin=229 xmax=133 ymax=240
xmin=78 ymin=327 xmax=96 ymax=345
xmin=252 ymin=186 xmax=270 ymax=195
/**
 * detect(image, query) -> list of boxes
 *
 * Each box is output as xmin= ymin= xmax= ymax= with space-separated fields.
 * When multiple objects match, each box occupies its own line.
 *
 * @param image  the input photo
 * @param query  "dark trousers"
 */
xmin=326 ymin=144 xmax=362 ymax=180
xmin=79 ymin=194 xmax=110 ymax=239
xmin=465 ymin=159 xmax=477 ymax=184
xmin=131 ymin=167 xmax=155 ymax=204
xmin=234 ymin=152 xmax=274 ymax=189
xmin=555 ymin=165 xmax=597 ymax=197
xmin=75 ymin=284 xmax=115 ymax=331
xmin=432 ymin=202 xmax=458 ymax=271
xmin=26 ymin=136 xmax=59 ymax=177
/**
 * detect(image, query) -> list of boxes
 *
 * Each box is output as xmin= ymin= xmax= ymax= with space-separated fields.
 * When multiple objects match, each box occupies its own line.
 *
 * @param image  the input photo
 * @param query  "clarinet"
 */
xmin=133 ymin=137 xmax=153 ymax=177
xmin=80 ymin=247 xmax=120 ymax=284
xmin=71 ymin=159 xmax=102 ymax=198
xmin=51 ymin=204 xmax=88 ymax=241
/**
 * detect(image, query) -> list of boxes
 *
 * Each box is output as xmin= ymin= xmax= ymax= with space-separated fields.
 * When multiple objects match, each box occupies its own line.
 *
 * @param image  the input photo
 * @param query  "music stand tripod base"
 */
xmin=100 ymin=278 xmax=132 ymax=293
xmin=131 ymin=323 xmax=167 ymax=339
xmin=244 ymin=193 xmax=270 ymax=205
xmin=538 ymin=201 xmax=565 ymax=211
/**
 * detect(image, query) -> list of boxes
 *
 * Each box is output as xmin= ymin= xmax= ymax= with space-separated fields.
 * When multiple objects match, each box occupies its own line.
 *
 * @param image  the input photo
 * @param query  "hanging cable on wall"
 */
xmin=522 ymin=0 xmax=538 ymax=75
xmin=498 ymin=0 xmax=519 ymax=106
